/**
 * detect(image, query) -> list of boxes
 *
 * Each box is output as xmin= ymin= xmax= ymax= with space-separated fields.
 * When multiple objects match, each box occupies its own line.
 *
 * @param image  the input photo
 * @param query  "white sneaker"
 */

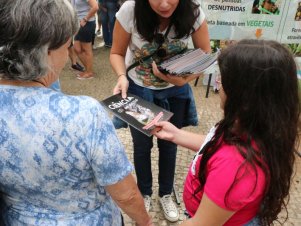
xmin=143 ymin=195 xmax=151 ymax=212
xmin=96 ymin=30 xmax=102 ymax=37
xmin=160 ymin=195 xmax=179 ymax=222
xmin=92 ymin=41 xmax=105 ymax=50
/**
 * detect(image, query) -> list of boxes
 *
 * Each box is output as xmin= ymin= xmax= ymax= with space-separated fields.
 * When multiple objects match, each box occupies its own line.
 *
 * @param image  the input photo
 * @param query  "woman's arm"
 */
xmin=88 ymin=0 xmax=99 ymax=17
xmin=180 ymin=194 xmax=234 ymax=226
xmin=81 ymin=0 xmax=99 ymax=25
xmin=152 ymin=121 xmax=206 ymax=152
xmin=105 ymin=174 xmax=153 ymax=226
xmin=191 ymin=20 xmax=211 ymax=52
xmin=110 ymin=20 xmax=131 ymax=98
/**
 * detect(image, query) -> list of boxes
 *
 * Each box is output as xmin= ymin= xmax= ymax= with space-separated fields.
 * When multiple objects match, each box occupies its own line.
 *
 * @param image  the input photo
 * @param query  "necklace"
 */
xmin=0 ymin=79 xmax=46 ymax=87
xmin=32 ymin=79 xmax=46 ymax=87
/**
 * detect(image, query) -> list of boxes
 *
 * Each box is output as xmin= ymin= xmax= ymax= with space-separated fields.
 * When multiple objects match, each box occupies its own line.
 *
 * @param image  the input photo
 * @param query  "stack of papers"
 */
xmin=158 ymin=49 xmax=218 ymax=76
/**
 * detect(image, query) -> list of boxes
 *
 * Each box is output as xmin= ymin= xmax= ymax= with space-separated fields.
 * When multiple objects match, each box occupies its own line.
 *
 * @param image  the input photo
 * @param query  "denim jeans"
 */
xmin=184 ymin=211 xmax=259 ymax=226
xmin=127 ymin=79 xmax=197 ymax=197
xmin=100 ymin=1 xmax=118 ymax=46
xmin=244 ymin=217 xmax=260 ymax=226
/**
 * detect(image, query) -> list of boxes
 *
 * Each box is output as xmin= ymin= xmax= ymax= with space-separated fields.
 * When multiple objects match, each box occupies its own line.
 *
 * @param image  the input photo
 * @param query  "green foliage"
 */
xmin=210 ymin=40 xmax=220 ymax=53
xmin=286 ymin=43 xmax=301 ymax=56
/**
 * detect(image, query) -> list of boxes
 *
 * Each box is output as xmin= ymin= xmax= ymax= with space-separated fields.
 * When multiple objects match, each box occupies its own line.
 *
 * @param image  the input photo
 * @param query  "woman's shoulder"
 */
xmin=192 ymin=5 xmax=206 ymax=31
xmin=48 ymin=91 xmax=106 ymax=115
xmin=209 ymin=143 xmax=247 ymax=167
xmin=50 ymin=91 xmax=100 ymax=104
xmin=119 ymin=0 xmax=135 ymax=10
xmin=116 ymin=0 xmax=135 ymax=32
xmin=209 ymin=142 xmax=265 ymax=175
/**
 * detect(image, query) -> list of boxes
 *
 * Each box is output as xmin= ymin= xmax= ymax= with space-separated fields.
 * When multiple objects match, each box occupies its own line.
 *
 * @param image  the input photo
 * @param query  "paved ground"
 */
xmin=60 ymin=40 xmax=301 ymax=225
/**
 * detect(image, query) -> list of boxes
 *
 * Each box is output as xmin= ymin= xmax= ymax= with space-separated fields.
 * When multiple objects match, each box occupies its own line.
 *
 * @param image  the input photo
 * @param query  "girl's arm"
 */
xmin=180 ymin=194 xmax=234 ymax=226
xmin=152 ymin=121 xmax=206 ymax=152
xmin=110 ymin=20 xmax=131 ymax=98
xmin=151 ymin=20 xmax=211 ymax=86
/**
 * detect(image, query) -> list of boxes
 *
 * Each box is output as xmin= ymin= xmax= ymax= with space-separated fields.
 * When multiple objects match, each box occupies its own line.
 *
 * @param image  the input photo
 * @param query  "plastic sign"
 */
xmin=201 ymin=0 xmax=301 ymax=43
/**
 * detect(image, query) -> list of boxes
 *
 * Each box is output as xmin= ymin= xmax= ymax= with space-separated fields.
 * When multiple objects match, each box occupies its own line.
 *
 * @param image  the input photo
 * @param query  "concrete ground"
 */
xmin=60 ymin=40 xmax=301 ymax=225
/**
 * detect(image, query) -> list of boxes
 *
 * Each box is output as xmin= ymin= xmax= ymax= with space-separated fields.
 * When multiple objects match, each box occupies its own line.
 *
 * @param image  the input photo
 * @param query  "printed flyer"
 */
xmin=101 ymin=94 xmax=174 ymax=136
xmin=200 ymin=0 xmax=301 ymax=43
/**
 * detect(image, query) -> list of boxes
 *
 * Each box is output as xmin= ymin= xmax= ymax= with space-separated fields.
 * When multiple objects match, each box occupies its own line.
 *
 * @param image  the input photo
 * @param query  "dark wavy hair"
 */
xmin=197 ymin=39 xmax=300 ymax=225
xmin=134 ymin=0 xmax=200 ymax=42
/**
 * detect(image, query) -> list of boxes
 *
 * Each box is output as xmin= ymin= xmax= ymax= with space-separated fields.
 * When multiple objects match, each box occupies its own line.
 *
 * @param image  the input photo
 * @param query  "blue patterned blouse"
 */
xmin=0 ymin=85 xmax=133 ymax=225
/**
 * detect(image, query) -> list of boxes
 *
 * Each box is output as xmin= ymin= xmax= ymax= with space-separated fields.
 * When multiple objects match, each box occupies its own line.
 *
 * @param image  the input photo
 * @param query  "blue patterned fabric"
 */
xmin=49 ymin=80 xmax=61 ymax=92
xmin=0 ymin=85 xmax=133 ymax=226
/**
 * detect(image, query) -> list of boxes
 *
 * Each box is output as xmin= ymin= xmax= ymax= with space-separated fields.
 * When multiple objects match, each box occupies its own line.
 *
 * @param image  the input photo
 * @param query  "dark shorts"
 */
xmin=74 ymin=20 xmax=96 ymax=43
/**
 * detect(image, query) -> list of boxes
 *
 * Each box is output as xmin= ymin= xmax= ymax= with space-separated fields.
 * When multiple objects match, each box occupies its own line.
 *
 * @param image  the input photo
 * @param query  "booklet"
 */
xmin=101 ymin=93 xmax=174 ymax=137
xmin=158 ymin=48 xmax=218 ymax=76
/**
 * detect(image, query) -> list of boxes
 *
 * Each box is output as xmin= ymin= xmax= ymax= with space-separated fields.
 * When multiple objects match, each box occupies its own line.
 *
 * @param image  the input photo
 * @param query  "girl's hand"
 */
xmin=151 ymin=121 xmax=179 ymax=142
xmin=151 ymin=61 xmax=201 ymax=86
xmin=113 ymin=75 xmax=129 ymax=98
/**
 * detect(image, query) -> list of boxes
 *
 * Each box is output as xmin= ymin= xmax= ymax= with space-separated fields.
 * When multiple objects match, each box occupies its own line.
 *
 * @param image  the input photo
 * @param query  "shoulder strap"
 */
xmin=126 ymin=53 xmax=155 ymax=75
xmin=126 ymin=23 xmax=173 ymax=75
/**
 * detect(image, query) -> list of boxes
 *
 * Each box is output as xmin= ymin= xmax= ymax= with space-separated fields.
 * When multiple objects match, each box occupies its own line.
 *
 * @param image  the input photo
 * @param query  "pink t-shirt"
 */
xmin=183 ymin=129 xmax=266 ymax=226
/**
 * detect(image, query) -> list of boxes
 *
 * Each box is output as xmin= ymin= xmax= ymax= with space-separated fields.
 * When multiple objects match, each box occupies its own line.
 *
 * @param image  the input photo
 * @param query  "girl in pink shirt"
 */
xmin=153 ymin=39 xmax=300 ymax=226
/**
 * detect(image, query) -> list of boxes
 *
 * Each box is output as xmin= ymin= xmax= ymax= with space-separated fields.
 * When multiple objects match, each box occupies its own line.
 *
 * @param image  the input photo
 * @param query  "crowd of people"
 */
xmin=0 ymin=0 xmax=300 ymax=225
xmin=68 ymin=0 xmax=120 ymax=79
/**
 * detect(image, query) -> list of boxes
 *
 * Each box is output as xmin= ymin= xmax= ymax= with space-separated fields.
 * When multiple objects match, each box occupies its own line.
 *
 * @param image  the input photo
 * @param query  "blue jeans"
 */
xmin=244 ymin=217 xmax=260 ymax=226
xmin=184 ymin=211 xmax=259 ymax=226
xmin=128 ymin=79 xmax=197 ymax=197
xmin=101 ymin=1 xmax=118 ymax=46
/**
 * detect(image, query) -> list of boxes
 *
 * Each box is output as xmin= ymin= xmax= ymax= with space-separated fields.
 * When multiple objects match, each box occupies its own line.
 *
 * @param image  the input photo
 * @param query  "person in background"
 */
xmin=67 ymin=0 xmax=85 ymax=70
xmin=153 ymin=39 xmax=300 ymax=226
xmin=72 ymin=0 xmax=98 ymax=79
xmin=0 ymin=0 xmax=153 ymax=225
xmin=110 ymin=0 xmax=211 ymax=222
xmin=69 ymin=43 xmax=85 ymax=71
xmin=99 ymin=0 xmax=119 ymax=48
xmin=96 ymin=0 xmax=103 ymax=37
xmin=92 ymin=0 xmax=106 ymax=49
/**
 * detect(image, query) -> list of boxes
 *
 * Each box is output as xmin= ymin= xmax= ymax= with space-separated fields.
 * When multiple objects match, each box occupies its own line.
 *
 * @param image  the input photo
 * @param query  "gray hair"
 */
xmin=0 ymin=0 xmax=79 ymax=81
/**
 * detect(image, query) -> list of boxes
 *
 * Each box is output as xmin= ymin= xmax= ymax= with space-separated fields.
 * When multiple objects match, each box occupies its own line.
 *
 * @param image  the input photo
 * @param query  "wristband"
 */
xmin=118 ymin=73 xmax=126 ymax=77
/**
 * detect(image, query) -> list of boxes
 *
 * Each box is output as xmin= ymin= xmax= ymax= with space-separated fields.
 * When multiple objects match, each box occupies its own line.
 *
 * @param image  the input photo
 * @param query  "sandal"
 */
xmin=77 ymin=72 xmax=94 ymax=80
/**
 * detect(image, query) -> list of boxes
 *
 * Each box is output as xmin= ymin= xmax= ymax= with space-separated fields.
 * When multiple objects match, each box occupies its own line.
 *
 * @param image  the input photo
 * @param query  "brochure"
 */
xmin=101 ymin=93 xmax=174 ymax=137
xmin=158 ymin=48 xmax=218 ymax=76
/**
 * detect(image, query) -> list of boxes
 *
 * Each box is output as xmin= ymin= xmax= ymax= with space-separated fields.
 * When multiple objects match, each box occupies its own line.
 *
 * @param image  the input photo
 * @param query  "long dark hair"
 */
xmin=134 ymin=0 xmax=200 ymax=42
xmin=198 ymin=40 xmax=300 ymax=225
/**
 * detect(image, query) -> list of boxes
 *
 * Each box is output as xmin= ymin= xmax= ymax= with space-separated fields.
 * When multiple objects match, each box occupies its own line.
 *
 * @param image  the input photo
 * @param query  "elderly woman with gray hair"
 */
xmin=0 ymin=0 xmax=153 ymax=225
